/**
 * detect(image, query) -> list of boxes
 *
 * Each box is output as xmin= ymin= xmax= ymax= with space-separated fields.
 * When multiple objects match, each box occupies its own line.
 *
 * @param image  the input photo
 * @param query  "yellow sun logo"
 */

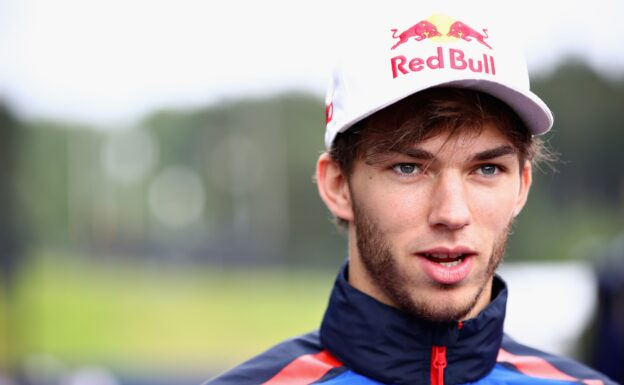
xmin=427 ymin=14 xmax=458 ymax=43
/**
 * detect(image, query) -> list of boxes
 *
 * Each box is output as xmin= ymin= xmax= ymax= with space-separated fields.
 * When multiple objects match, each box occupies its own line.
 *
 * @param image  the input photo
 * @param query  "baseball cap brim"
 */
xmin=327 ymin=79 xmax=553 ymax=149
xmin=442 ymin=79 xmax=553 ymax=136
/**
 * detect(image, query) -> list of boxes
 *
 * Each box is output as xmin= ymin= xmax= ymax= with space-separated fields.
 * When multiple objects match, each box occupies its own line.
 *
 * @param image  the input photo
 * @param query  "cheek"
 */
xmin=468 ymin=184 xmax=519 ymax=229
xmin=358 ymin=182 xmax=429 ymax=234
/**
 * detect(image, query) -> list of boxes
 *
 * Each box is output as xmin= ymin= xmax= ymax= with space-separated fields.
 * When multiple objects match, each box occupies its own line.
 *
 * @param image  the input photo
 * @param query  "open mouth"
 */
xmin=422 ymin=253 xmax=469 ymax=268
xmin=416 ymin=251 xmax=475 ymax=285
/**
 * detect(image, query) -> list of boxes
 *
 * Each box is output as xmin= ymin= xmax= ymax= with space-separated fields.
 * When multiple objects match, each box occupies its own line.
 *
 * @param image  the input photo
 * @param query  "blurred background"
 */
xmin=0 ymin=1 xmax=623 ymax=384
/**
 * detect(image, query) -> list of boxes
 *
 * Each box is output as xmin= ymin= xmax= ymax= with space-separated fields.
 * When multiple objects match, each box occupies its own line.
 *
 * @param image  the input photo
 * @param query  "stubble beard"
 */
xmin=353 ymin=201 xmax=510 ymax=323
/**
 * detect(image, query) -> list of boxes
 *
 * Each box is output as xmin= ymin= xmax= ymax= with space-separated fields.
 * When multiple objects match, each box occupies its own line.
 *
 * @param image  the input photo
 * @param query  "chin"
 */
xmin=402 ymin=285 xmax=484 ymax=322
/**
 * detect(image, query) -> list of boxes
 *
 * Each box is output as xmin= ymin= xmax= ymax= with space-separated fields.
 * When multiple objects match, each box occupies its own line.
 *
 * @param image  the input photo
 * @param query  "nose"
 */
xmin=428 ymin=172 xmax=471 ymax=231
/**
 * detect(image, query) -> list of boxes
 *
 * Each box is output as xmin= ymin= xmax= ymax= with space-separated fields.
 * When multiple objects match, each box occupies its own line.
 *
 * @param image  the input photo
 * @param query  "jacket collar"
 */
xmin=320 ymin=263 xmax=507 ymax=385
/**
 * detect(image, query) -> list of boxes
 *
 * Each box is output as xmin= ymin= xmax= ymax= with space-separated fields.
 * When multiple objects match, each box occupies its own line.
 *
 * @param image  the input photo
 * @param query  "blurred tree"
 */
xmin=142 ymin=94 xmax=345 ymax=267
xmin=0 ymin=102 xmax=21 ymax=374
xmin=0 ymin=103 xmax=19 ymax=283
xmin=505 ymin=61 xmax=624 ymax=262
xmin=533 ymin=61 xmax=624 ymax=205
xmin=16 ymin=122 xmax=71 ymax=246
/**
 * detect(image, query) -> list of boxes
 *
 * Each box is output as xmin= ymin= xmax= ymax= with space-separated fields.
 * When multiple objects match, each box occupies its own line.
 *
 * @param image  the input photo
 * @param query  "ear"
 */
xmin=513 ymin=160 xmax=533 ymax=217
xmin=316 ymin=152 xmax=354 ymax=222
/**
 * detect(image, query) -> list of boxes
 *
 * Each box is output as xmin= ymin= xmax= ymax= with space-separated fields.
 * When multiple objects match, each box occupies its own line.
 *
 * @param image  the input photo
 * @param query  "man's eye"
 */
xmin=477 ymin=165 xmax=499 ymax=176
xmin=392 ymin=163 xmax=420 ymax=175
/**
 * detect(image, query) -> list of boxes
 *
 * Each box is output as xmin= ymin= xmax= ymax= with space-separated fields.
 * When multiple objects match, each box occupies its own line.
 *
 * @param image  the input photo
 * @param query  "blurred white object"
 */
xmin=63 ymin=366 xmax=119 ymax=385
xmin=499 ymin=262 xmax=596 ymax=356
xmin=148 ymin=166 xmax=206 ymax=228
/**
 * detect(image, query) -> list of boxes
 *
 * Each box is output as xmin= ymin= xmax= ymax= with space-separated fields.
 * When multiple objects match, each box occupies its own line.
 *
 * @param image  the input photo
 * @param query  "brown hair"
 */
xmin=328 ymin=87 xmax=554 ymax=228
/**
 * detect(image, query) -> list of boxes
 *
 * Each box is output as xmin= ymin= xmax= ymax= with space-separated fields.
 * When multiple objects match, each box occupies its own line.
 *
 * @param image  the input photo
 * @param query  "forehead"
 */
xmin=412 ymin=121 xmax=511 ymax=151
xmin=364 ymin=117 xmax=516 ymax=153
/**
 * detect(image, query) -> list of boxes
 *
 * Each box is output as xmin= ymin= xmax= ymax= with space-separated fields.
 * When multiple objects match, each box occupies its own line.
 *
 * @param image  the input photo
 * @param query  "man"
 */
xmin=204 ymin=9 xmax=618 ymax=385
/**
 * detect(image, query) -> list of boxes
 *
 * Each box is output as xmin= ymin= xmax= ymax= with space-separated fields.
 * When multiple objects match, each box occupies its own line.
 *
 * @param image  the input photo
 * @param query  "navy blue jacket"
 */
xmin=205 ymin=264 xmax=618 ymax=385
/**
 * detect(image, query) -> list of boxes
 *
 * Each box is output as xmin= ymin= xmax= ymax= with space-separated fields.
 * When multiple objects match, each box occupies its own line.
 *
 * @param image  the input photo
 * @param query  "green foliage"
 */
xmin=142 ymin=93 xmax=344 ymax=265
xmin=532 ymin=62 xmax=624 ymax=205
xmin=503 ymin=62 xmax=624 ymax=261
xmin=14 ymin=122 xmax=107 ymax=246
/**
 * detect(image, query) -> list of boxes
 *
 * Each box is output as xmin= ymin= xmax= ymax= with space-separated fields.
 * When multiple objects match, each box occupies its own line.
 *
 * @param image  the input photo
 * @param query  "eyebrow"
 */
xmin=401 ymin=148 xmax=436 ymax=160
xmin=393 ymin=144 xmax=516 ymax=162
xmin=470 ymin=145 xmax=516 ymax=162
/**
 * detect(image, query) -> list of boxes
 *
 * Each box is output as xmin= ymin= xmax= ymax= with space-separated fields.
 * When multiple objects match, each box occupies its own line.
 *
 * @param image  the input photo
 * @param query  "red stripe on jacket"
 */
xmin=262 ymin=350 xmax=342 ymax=385
xmin=497 ymin=348 xmax=604 ymax=385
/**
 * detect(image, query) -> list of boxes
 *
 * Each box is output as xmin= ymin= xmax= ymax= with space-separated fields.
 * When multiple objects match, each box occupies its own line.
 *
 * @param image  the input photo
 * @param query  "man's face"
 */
xmin=346 ymin=122 xmax=531 ymax=322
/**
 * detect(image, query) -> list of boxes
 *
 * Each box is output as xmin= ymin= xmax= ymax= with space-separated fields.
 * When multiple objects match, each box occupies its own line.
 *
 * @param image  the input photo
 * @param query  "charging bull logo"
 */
xmin=390 ymin=15 xmax=492 ymax=50
xmin=447 ymin=21 xmax=492 ymax=49
xmin=391 ymin=20 xmax=442 ymax=50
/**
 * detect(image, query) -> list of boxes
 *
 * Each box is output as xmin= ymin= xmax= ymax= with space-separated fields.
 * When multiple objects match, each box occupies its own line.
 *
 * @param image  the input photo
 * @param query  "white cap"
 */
xmin=324 ymin=11 xmax=553 ymax=149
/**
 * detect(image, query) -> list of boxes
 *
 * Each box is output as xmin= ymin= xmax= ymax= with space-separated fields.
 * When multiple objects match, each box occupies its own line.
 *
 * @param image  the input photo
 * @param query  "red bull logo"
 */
xmin=391 ymin=20 xmax=442 ymax=50
xmin=447 ymin=21 xmax=491 ymax=50
xmin=389 ymin=14 xmax=495 ymax=79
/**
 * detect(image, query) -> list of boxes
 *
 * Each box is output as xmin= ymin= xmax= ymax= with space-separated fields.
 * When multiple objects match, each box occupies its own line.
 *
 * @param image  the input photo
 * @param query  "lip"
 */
xmin=414 ymin=246 xmax=477 ymax=285
xmin=415 ymin=246 xmax=477 ymax=256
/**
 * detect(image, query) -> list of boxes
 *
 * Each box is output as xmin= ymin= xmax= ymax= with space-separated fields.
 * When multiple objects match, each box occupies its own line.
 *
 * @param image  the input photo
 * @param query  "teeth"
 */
xmin=425 ymin=253 xmax=464 ymax=259
xmin=440 ymin=260 xmax=462 ymax=267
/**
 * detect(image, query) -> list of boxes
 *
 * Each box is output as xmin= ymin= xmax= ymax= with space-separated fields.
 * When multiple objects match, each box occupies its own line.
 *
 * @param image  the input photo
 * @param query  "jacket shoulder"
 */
xmin=202 ymin=330 xmax=345 ymax=385
xmin=498 ymin=334 xmax=619 ymax=385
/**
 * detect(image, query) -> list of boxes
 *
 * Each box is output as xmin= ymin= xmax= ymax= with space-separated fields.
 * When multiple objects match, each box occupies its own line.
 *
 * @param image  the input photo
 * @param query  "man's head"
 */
xmin=316 ymin=11 xmax=553 ymax=322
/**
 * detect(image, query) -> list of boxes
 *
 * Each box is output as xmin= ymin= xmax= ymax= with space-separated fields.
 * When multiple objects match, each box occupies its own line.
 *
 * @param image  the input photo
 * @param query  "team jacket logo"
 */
xmin=389 ymin=15 xmax=495 ymax=79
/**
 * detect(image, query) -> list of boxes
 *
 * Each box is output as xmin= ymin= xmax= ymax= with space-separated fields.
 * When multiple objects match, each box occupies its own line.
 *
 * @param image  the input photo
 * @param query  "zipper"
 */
xmin=430 ymin=345 xmax=447 ymax=385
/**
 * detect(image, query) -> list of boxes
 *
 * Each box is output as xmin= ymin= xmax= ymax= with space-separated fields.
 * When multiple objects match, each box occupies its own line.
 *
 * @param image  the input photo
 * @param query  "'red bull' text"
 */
xmin=391 ymin=47 xmax=496 ymax=79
